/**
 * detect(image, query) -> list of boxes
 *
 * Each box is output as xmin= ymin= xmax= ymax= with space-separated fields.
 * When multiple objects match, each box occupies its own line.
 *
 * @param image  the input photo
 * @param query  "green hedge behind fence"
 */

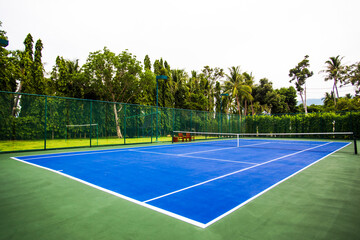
xmin=0 ymin=91 xmax=359 ymax=152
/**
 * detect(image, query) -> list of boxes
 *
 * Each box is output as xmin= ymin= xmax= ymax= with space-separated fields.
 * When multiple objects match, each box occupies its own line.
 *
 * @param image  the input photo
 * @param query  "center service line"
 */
xmin=143 ymin=142 xmax=332 ymax=203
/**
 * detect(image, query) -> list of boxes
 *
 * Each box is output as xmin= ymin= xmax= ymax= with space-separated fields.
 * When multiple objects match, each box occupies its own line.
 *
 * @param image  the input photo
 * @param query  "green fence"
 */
xmin=0 ymin=91 xmax=359 ymax=153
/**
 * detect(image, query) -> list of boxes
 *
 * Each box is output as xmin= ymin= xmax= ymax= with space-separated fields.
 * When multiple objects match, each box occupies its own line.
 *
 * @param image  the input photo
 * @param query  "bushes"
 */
xmin=0 ymin=91 xmax=359 ymax=148
xmin=243 ymin=112 xmax=360 ymax=138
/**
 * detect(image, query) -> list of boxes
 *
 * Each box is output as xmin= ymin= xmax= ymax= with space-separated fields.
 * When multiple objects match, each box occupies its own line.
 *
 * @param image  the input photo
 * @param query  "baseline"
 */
xmin=16 ymin=143 xmax=198 ymax=161
xmin=10 ymin=156 xmax=207 ymax=228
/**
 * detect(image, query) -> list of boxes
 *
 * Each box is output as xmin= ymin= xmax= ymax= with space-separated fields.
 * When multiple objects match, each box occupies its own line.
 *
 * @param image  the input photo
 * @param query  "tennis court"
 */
xmin=12 ymin=135 xmax=351 ymax=228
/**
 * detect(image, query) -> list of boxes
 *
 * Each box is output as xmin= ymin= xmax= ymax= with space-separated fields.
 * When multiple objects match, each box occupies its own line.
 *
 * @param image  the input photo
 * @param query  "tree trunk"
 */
xmin=332 ymin=84 xmax=337 ymax=106
xmin=12 ymin=82 xmax=22 ymax=117
xmin=113 ymin=103 xmax=123 ymax=138
xmin=334 ymin=78 xmax=339 ymax=98
xmin=300 ymin=92 xmax=307 ymax=114
xmin=244 ymin=99 xmax=248 ymax=116
xmin=251 ymin=100 xmax=254 ymax=115
xmin=333 ymin=80 xmax=339 ymax=106
xmin=236 ymin=96 xmax=241 ymax=120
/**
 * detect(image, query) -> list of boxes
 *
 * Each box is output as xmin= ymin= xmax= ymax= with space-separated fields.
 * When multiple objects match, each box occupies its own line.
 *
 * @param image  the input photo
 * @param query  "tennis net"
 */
xmin=172 ymin=131 xmax=357 ymax=154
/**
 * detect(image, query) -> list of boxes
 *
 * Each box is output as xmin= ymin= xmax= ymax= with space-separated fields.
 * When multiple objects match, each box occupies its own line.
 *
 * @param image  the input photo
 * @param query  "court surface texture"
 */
xmin=12 ymin=139 xmax=350 ymax=228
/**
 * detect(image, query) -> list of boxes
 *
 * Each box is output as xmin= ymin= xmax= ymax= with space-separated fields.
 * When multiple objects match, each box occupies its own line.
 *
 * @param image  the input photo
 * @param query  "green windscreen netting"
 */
xmin=0 ymin=91 xmax=359 ymax=152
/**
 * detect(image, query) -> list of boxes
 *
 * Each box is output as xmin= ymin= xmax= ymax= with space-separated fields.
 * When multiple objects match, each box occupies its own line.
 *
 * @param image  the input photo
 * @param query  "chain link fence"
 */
xmin=0 ymin=91 xmax=359 ymax=152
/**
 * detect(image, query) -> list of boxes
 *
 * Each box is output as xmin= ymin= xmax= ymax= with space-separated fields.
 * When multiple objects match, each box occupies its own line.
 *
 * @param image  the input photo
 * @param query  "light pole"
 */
xmin=155 ymin=75 xmax=168 ymax=142
xmin=220 ymin=93 xmax=229 ymax=134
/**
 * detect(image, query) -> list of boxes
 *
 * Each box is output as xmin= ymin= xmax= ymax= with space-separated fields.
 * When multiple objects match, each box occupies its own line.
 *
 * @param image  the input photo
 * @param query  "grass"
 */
xmin=0 ymin=136 xmax=173 ymax=152
xmin=0 ymin=142 xmax=359 ymax=239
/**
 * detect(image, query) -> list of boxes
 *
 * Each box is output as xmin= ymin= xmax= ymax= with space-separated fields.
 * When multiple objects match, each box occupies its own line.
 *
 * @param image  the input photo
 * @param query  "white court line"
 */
xmin=143 ymin=142 xmax=332 ymax=203
xmin=10 ymin=141 xmax=351 ymax=228
xmin=16 ymin=143 xmax=194 ymax=161
xmin=10 ymin=156 xmax=207 ymax=228
xmin=178 ymin=146 xmax=238 ymax=156
xmin=128 ymin=149 xmax=257 ymax=165
xmin=203 ymin=141 xmax=351 ymax=228
xmin=178 ymin=142 xmax=272 ymax=156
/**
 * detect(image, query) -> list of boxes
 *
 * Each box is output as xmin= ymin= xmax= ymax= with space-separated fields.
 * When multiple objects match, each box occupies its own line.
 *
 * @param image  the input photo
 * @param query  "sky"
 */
xmin=1 ymin=0 xmax=359 ymax=101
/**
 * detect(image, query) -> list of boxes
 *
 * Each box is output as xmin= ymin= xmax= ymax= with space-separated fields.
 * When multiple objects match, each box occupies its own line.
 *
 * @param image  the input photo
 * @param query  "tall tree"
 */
xmin=214 ymin=81 xmax=222 ymax=113
xmin=320 ymin=55 xmax=346 ymax=105
xmin=277 ymin=86 xmax=297 ymax=113
xmin=11 ymin=34 xmax=46 ymax=116
xmin=144 ymin=55 xmax=151 ymax=71
xmin=322 ymin=92 xmax=335 ymax=108
xmin=289 ymin=55 xmax=313 ymax=114
xmin=172 ymin=69 xmax=189 ymax=109
xmin=33 ymin=39 xmax=45 ymax=94
xmin=252 ymin=78 xmax=273 ymax=114
xmin=347 ymin=62 xmax=360 ymax=96
xmin=201 ymin=66 xmax=224 ymax=111
xmin=20 ymin=34 xmax=34 ymax=94
xmin=137 ymin=66 xmax=156 ymax=106
xmin=186 ymin=71 xmax=207 ymax=110
xmin=153 ymin=58 xmax=174 ymax=108
xmin=0 ymin=21 xmax=17 ymax=92
xmin=223 ymin=66 xmax=252 ymax=117
xmin=83 ymin=47 xmax=142 ymax=138
xmin=50 ymin=57 xmax=85 ymax=98
xmin=242 ymin=72 xmax=255 ymax=115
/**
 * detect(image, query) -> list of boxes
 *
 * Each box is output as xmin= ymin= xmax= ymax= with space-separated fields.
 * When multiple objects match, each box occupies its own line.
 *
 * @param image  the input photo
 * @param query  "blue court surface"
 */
xmin=12 ymin=139 xmax=350 ymax=228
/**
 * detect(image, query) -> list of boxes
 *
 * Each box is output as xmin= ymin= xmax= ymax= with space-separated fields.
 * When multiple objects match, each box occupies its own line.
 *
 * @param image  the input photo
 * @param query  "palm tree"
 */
xmin=321 ymin=55 xmax=345 ymax=105
xmin=322 ymin=91 xmax=335 ymax=107
xmin=242 ymin=72 xmax=255 ymax=115
xmin=223 ymin=66 xmax=252 ymax=118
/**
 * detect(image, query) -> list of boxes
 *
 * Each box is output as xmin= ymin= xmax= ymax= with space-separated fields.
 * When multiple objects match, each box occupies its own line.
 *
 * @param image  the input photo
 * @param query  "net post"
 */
xmin=353 ymin=134 xmax=357 ymax=155
xmin=237 ymin=134 xmax=239 ymax=147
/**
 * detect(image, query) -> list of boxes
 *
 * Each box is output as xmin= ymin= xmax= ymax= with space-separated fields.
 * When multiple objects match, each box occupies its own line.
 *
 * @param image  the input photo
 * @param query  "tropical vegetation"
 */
xmin=1 ymin=21 xmax=360 ymax=117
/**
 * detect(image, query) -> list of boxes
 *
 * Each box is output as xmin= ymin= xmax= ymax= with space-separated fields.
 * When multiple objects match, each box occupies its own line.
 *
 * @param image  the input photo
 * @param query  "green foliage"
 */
xmin=289 ymin=55 xmax=313 ymax=113
xmin=50 ymin=57 xmax=86 ymax=98
xmin=153 ymin=58 xmax=174 ymax=108
xmin=1 ymin=21 xmax=360 ymax=146
xmin=348 ymin=62 xmax=360 ymax=95
xmin=243 ymin=111 xmax=360 ymax=138
xmin=321 ymin=56 xmax=346 ymax=100
xmin=223 ymin=66 xmax=253 ymax=116
xmin=1 ymin=91 xmax=360 ymax=153
xmin=277 ymin=86 xmax=297 ymax=113
xmin=144 ymin=55 xmax=151 ymax=71
xmin=83 ymin=47 xmax=142 ymax=103
xmin=0 ymin=22 xmax=17 ymax=92
xmin=137 ymin=69 xmax=156 ymax=106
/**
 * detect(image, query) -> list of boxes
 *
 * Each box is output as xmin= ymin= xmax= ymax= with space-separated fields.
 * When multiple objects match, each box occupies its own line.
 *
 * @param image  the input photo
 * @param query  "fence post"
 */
xmin=190 ymin=110 xmax=193 ymax=132
xmin=90 ymin=100 xmax=92 ymax=147
xmin=124 ymin=104 xmax=127 ymax=144
xmin=151 ymin=107 xmax=154 ymax=143
xmin=44 ymin=96 xmax=47 ymax=150
xmin=172 ymin=108 xmax=175 ymax=133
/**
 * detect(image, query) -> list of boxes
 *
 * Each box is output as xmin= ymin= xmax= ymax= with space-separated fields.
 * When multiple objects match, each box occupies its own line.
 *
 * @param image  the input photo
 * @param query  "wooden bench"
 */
xmin=186 ymin=133 xmax=195 ymax=141
xmin=178 ymin=133 xmax=186 ymax=142
xmin=177 ymin=133 xmax=195 ymax=142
